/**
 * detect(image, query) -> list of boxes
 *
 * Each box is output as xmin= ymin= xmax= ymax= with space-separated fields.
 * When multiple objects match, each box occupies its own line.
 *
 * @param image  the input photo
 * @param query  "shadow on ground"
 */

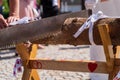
xmin=59 ymin=45 xmax=89 ymax=50
xmin=0 ymin=49 xmax=18 ymax=60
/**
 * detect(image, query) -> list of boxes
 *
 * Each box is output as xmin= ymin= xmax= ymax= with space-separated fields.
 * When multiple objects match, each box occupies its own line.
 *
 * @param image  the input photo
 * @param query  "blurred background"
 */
xmin=0 ymin=0 xmax=85 ymax=19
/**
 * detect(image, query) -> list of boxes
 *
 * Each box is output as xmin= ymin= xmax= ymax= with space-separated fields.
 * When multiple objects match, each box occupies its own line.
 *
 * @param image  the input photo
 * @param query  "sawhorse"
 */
xmin=16 ymin=24 xmax=120 ymax=80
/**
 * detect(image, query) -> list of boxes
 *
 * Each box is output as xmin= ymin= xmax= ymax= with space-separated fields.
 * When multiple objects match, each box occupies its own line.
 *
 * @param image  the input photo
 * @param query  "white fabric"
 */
xmin=86 ymin=0 xmax=120 ymax=80
xmin=88 ymin=11 xmax=107 ymax=45
xmin=9 ymin=17 xmax=30 ymax=25
xmin=32 ymin=8 xmax=39 ymax=17
xmin=53 ymin=0 xmax=58 ymax=6
xmin=73 ymin=11 xmax=107 ymax=45
xmin=90 ymin=46 xmax=108 ymax=80
xmin=84 ymin=0 xmax=109 ymax=80
xmin=73 ymin=10 xmax=108 ymax=80
xmin=85 ymin=0 xmax=98 ymax=10
xmin=94 ymin=0 xmax=120 ymax=16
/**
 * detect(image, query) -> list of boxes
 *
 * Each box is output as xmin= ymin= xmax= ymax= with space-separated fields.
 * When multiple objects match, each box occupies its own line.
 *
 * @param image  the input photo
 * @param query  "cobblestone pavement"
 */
xmin=0 ymin=45 xmax=90 ymax=80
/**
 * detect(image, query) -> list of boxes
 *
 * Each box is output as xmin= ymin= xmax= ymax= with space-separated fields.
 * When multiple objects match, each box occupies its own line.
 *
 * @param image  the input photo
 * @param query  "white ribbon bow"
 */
xmin=73 ymin=11 xmax=108 ymax=45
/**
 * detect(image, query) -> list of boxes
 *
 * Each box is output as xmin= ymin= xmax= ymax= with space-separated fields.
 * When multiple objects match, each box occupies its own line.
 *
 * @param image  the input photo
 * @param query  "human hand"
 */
xmin=7 ymin=16 xmax=19 ymax=23
xmin=0 ymin=14 xmax=8 ymax=29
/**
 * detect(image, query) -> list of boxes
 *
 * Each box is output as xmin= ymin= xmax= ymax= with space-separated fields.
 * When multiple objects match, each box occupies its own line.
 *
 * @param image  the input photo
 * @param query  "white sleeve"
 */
xmin=85 ymin=0 xmax=98 ymax=9
xmin=53 ymin=0 xmax=58 ymax=6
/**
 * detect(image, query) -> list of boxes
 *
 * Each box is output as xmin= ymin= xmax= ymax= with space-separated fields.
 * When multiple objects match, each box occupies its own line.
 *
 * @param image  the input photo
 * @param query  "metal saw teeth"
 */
xmin=0 ymin=10 xmax=89 ymax=49
xmin=0 ymin=43 xmax=15 ymax=50
xmin=0 ymin=30 xmax=61 ymax=49
xmin=34 ymin=31 xmax=61 ymax=40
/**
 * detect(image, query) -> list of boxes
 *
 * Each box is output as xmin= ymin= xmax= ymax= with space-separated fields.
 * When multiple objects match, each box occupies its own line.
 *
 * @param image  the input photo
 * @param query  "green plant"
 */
xmin=2 ymin=0 xmax=9 ymax=19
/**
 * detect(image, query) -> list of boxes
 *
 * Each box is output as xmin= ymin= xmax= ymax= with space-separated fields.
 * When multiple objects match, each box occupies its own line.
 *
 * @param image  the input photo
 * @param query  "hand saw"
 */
xmin=0 ymin=10 xmax=90 ymax=49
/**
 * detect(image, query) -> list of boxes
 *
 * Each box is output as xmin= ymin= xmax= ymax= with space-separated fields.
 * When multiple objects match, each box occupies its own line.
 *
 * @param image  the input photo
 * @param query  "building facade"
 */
xmin=60 ymin=0 xmax=84 ymax=12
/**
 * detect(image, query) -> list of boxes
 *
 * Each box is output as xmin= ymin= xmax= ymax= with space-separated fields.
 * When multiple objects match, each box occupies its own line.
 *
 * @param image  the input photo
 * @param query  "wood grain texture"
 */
xmin=28 ymin=59 xmax=108 ymax=73
xmin=33 ymin=18 xmax=120 ymax=46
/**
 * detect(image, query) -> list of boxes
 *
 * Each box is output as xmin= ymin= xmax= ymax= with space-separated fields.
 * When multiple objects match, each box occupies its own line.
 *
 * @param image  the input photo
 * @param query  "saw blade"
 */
xmin=0 ymin=10 xmax=89 ymax=49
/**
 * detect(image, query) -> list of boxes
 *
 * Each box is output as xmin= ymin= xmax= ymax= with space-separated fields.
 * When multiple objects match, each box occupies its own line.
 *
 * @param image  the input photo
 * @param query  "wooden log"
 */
xmin=33 ymin=18 xmax=120 ymax=45
xmin=0 ymin=10 xmax=90 ymax=48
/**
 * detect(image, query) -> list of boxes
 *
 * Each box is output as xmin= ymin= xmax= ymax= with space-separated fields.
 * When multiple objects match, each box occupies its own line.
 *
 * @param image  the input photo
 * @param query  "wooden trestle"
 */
xmin=16 ymin=24 xmax=120 ymax=80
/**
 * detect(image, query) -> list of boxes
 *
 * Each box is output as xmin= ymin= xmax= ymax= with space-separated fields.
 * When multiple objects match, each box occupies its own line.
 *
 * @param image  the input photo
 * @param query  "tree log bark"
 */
xmin=33 ymin=18 xmax=120 ymax=45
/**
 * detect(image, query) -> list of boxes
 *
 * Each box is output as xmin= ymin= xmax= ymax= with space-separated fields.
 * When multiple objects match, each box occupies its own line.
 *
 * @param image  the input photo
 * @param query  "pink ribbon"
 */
xmin=13 ymin=59 xmax=22 ymax=76
xmin=113 ymin=71 xmax=120 ymax=80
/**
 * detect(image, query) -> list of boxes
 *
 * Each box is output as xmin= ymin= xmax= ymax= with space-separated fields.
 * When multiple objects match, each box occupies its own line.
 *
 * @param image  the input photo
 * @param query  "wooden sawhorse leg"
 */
xmin=108 ymin=46 xmax=120 ymax=80
xmin=98 ymin=24 xmax=120 ymax=80
xmin=16 ymin=43 xmax=40 ymax=80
